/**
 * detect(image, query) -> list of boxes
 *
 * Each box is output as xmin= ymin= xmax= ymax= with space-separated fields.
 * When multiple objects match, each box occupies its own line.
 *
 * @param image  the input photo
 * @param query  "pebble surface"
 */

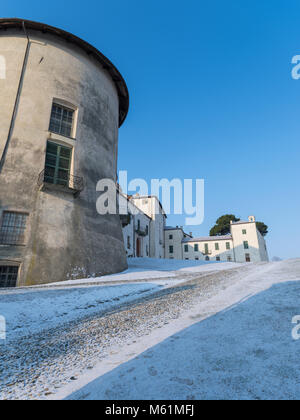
xmin=0 ymin=266 xmax=252 ymax=400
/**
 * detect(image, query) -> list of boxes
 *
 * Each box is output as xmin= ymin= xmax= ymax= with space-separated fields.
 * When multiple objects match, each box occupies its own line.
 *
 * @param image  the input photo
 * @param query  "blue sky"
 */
xmin=2 ymin=0 xmax=300 ymax=259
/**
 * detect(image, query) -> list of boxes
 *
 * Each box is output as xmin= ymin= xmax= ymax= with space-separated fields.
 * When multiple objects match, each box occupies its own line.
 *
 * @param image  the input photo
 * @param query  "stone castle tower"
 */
xmin=0 ymin=19 xmax=129 ymax=286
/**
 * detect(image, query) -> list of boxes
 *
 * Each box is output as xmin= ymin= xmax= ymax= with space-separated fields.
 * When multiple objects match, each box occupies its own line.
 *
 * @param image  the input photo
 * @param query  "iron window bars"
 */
xmin=0 ymin=212 xmax=28 ymax=245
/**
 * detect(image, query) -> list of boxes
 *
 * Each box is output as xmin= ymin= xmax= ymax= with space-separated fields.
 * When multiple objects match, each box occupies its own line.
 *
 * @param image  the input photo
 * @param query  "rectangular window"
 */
xmin=242 ymin=229 xmax=247 ymax=235
xmin=184 ymin=245 xmax=189 ymax=253
xmin=169 ymin=246 xmax=174 ymax=254
xmin=137 ymin=220 xmax=141 ymax=230
xmin=127 ymin=236 xmax=131 ymax=249
xmin=0 ymin=212 xmax=28 ymax=245
xmin=204 ymin=243 xmax=209 ymax=254
xmin=169 ymin=235 xmax=173 ymax=240
xmin=49 ymin=103 xmax=74 ymax=137
xmin=194 ymin=244 xmax=199 ymax=252
xmin=215 ymin=243 xmax=219 ymax=251
xmin=0 ymin=266 xmax=19 ymax=288
xmin=226 ymin=242 xmax=231 ymax=250
xmin=245 ymin=253 xmax=251 ymax=262
xmin=44 ymin=141 xmax=72 ymax=187
xmin=244 ymin=241 xmax=249 ymax=250
xmin=216 ymin=256 xmax=221 ymax=261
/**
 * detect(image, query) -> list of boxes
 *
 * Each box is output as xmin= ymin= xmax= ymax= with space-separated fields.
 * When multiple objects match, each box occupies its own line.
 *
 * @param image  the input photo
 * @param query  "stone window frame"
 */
xmin=49 ymin=98 xmax=79 ymax=140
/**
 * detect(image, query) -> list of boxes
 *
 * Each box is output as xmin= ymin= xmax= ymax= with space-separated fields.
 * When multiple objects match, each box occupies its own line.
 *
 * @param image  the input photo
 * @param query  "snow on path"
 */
xmin=41 ymin=259 xmax=244 ymax=287
xmin=0 ymin=283 xmax=164 ymax=342
xmin=0 ymin=259 xmax=240 ymax=342
xmin=54 ymin=259 xmax=300 ymax=400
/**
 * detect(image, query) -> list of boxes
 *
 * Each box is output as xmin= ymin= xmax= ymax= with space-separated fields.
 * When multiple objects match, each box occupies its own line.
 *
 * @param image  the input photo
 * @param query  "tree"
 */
xmin=256 ymin=221 xmax=268 ymax=237
xmin=210 ymin=215 xmax=240 ymax=236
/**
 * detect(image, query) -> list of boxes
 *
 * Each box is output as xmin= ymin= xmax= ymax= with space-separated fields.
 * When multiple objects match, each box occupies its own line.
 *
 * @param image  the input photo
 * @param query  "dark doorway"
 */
xmin=136 ymin=238 xmax=141 ymax=257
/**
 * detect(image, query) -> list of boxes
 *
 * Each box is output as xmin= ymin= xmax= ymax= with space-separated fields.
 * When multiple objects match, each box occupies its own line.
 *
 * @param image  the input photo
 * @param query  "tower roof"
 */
xmin=0 ymin=18 xmax=129 ymax=127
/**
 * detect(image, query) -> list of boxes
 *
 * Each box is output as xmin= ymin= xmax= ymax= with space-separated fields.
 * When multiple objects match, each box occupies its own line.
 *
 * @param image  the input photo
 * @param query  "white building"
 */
xmin=120 ymin=194 xmax=167 ymax=259
xmin=120 ymin=194 xmax=269 ymax=264
xmin=165 ymin=226 xmax=192 ymax=260
xmin=166 ymin=216 xmax=269 ymax=263
xmin=119 ymin=193 xmax=151 ymax=258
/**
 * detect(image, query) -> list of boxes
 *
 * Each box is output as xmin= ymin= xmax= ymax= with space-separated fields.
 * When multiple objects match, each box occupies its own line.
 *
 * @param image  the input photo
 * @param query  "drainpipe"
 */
xmin=0 ymin=21 xmax=30 ymax=174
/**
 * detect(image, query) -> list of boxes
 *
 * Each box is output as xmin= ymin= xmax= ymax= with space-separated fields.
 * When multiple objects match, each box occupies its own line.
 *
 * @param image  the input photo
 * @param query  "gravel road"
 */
xmin=0 ymin=263 xmax=275 ymax=400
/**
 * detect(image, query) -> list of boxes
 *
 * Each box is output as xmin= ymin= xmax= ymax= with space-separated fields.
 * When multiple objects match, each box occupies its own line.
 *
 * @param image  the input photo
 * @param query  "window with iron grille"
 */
xmin=169 ymin=246 xmax=174 ymax=254
xmin=49 ymin=103 xmax=75 ymax=137
xmin=0 ymin=212 xmax=28 ymax=245
xmin=0 ymin=266 xmax=19 ymax=288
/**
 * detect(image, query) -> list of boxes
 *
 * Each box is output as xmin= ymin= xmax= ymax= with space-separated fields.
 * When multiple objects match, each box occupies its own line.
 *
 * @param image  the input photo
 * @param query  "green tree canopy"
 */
xmin=210 ymin=215 xmax=240 ymax=236
xmin=210 ymin=215 xmax=269 ymax=237
xmin=256 ymin=221 xmax=268 ymax=237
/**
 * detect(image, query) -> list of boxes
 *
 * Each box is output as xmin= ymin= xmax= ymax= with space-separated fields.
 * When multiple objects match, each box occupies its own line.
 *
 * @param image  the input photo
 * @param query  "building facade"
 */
xmin=165 ymin=226 xmax=192 ymax=260
xmin=131 ymin=196 xmax=167 ymax=259
xmin=166 ymin=216 xmax=269 ymax=263
xmin=120 ymin=195 xmax=167 ymax=259
xmin=0 ymin=19 xmax=129 ymax=287
xmin=119 ymin=193 xmax=151 ymax=258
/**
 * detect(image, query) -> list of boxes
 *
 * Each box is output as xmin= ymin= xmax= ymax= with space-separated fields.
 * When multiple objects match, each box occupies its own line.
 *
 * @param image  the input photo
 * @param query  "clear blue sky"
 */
xmin=2 ymin=0 xmax=300 ymax=259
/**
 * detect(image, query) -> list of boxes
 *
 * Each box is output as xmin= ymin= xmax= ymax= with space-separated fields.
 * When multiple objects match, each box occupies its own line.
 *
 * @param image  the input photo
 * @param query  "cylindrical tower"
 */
xmin=0 ymin=19 xmax=129 ymax=286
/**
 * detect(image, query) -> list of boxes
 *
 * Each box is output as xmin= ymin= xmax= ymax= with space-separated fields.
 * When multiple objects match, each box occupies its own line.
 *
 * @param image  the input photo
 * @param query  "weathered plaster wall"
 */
xmin=0 ymin=29 xmax=127 ymax=285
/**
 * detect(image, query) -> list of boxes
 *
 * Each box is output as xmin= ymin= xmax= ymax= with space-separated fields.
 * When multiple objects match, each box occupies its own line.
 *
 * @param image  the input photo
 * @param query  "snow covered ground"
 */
xmin=67 ymin=277 xmax=300 ymax=400
xmin=62 ymin=259 xmax=300 ymax=401
xmin=42 ymin=258 xmax=243 ymax=287
xmin=0 ymin=258 xmax=236 ymax=342
xmin=1 ymin=258 xmax=299 ymax=400
xmin=0 ymin=283 xmax=164 ymax=342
